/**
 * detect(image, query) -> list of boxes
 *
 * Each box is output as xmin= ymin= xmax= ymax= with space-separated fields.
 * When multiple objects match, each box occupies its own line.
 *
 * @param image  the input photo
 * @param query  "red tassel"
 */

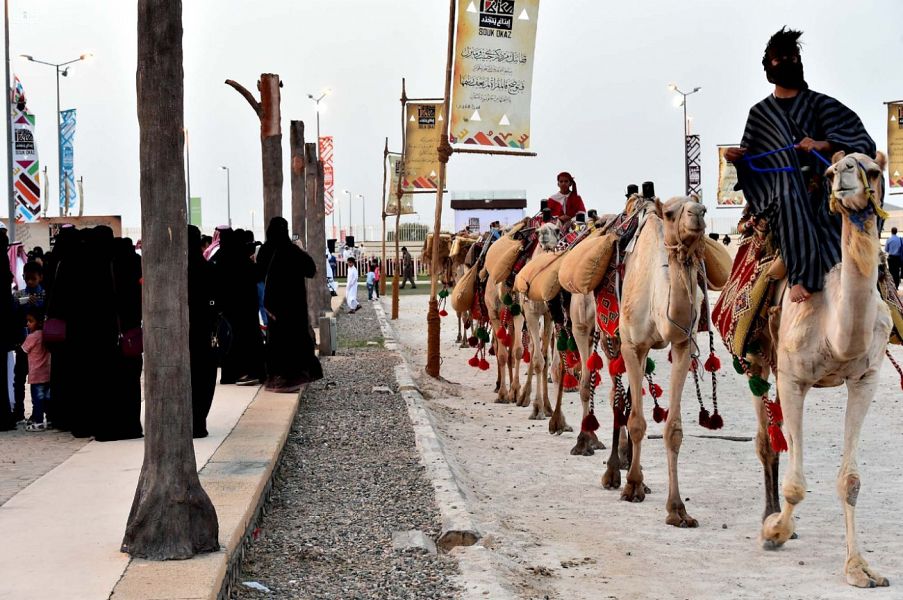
xmin=689 ymin=358 xmax=699 ymax=372
xmin=707 ymin=410 xmax=724 ymax=430
xmin=770 ymin=401 xmax=784 ymax=424
xmin=467 ymin=336 xmax=478 ymax=348
xmin=704 ymin=353 xmax=721 ymax=372
xmin=609 ymin=355 xmax=626 ymax=377
xmin=614 ymin=408 xmax=628 ymax=428
xmin=500 ymin=308 xmax=510 ymax=323
xmin=581 ymin=412 xmax=600 ymax=433
xmin=768 ymin=424 xmax=788 ymax=453
xmin=500 ymin=334 xmax=512 ymax=348
xmin=522 ymin=349 xmax=531 ymax=364
xmin=563 ymin=372 xmax=579 ymax=388
xmin=586 ymin=352 xmax=604 ymax=372
xmin=478 ymin=358 xmax=491 ymax=371
xmin=439 ymin=309 xmax=448 ymax=317
xmin=496 ymin=326 xmax=507 ymax=339
xmin=652 ymin=405 xmax=668 ymax=423
xmin=468 ymin=356 xmax=480 ymax=368
xmin=698 ymin=407 xmax=710 ymax=428
xmin=651 ymin=383 xmax=663 ymax=398
xmin=566 ymin=351 xmax=580 ymax=369
xmin=488 ymin=345 xmax=496 ymax=356
xmin=593 ymin=374 xmax=602 ymax=388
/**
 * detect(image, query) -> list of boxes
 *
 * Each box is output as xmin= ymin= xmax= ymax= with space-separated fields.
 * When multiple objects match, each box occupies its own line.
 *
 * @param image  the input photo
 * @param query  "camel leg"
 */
xmin=456 ymin=313 xmax=462 ymax=343
xmin=494 ymin=336 xmax=509 ymax=403
xmin=750 ymin=363 xmax=781 ymax=521
xmin=602 ymin=418 xmax=622 ymax=489
xmin=762 ymin=379 xmax=809 ymax=548
xmin=838 ymin=373 xmax=888 ymax=588
xmin=548 ymin=359 xmax=572 ymax=434
xmin=570 ymin=316 xmax=605 ymax=455
xmin=541 ymin=315 xmax=554 ymax=415
xmin=519 ymin=314 xmax=534 ymax=407
xmin=507 ymin=314 xmax=523 ymax=403
xmin=620 ymin=343 xmax=647 ymax=503
xmin=527 ymin=309 xmax=550 ymax=418
xmin=663 ymin=340 xmax=697 ymax=528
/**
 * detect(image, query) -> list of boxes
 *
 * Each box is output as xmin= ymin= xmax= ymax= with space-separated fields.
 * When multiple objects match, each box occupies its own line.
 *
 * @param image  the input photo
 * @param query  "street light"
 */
xmin=20 ymin=52 xmax=93 ymax=215
xmin=357 ymin=194 xmax=366 ymax=242
xmin=307 ymin=87 xmax=331 ymax=154
xmin=219 ymin=166 xmax=232 ymax=227
xmin=342 ymin=189 xmax=352 ymax=241
xmin=668 ymin=82 xmax=701 ymax=195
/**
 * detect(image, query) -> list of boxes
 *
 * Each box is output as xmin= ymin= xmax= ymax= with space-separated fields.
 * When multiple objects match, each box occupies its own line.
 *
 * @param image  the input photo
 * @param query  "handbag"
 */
xmin=43 ymin=262 xmax=66 ymax=347
xmin=111 ymin=264 xmax=144 ymax=358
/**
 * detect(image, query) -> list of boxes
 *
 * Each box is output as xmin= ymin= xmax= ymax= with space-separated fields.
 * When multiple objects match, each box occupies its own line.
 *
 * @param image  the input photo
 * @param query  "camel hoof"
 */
xmin=494 ymin=394 xmax=508 ymax=404
xmin=516 ymin=388 xmax=530 ymax=407
xmin=494 ymin=382 xmax=501 ymax=394
xmin=620 ymin=480 xmax=646 ymax=503
xmin=845 ymin=557 xmax=889 ymax=588
xmin=666 ymin=506 xmax=699 ymax=528
xmin=602 ymin=466 xmax=621 ymax=489
xmin=570 ymin=431 xmax=595 ymax=456
xmin=761 ymin=512 xmax=794 ymax=548
xmin=588 ymin=431 xmax=606 ymax=450
xmin=548 ymin=412 xmax=571 ymax=435
xmin=529 ymin=408 xmax=550 ymax=420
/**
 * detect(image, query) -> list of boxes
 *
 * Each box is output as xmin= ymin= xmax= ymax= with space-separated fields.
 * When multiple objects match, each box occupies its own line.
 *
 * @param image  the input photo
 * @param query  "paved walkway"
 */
xmin=0 ymin=382 xmax=262 ymax=600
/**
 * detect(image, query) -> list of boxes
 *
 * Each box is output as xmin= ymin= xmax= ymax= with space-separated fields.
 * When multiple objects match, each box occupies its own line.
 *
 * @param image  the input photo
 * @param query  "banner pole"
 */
xmin=393 ymin=78 xmax=407 ymax=321
xmin=425 ymin=0 xmax=456 ymax=379
xmin=4 ymin=0 xmax=14 ymax=240
xmin=380 ymin=136 xmax=388 ymax=297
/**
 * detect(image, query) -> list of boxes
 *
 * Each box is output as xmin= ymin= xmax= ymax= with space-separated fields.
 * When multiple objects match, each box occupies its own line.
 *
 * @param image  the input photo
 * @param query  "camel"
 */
xmin=602 ymin=195 xmax=707 ymax=528
xmin=754 ymin=152 xmax=891 ymax=588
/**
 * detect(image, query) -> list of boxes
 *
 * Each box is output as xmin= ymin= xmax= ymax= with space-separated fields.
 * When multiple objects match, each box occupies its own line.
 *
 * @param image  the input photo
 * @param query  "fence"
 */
xmin=332 ymin=256 xmax=429 ymax=279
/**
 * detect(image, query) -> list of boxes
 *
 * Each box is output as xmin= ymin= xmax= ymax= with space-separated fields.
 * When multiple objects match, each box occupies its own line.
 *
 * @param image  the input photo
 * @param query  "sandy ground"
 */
xmin=384 ymin=293 xmax=903 ymax=600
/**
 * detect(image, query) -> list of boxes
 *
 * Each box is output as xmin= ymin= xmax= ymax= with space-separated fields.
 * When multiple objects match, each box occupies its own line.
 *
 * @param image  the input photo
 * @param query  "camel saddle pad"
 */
xmin=484 ymin=234 xmax=523 ymax=282
xmin=702 ymin=237 xmax=732 ymax=292
xmin=451 ymin=264 xmax=478 ymax=314
xmin=879 ymin=269 xmax=903 ymax=345
xmin=559 ymin=230 xmax=617 ymax=295
xmin=423 ymin=233 xmax=452 ymax=260
xmin=514 ymin=252 xmax=563 ymax=301
xmin=712 ymin=233 xmax=776 ymax=357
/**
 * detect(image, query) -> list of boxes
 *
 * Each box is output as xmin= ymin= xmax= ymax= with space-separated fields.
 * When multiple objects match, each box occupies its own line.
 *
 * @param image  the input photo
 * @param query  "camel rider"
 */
xmin=724 ymin=27 xmax=876 ymax=304
xmin=547 ymin=172 xmax=586 ymax=226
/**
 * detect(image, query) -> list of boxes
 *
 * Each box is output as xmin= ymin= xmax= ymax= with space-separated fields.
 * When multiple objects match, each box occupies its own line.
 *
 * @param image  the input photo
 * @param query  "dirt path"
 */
xmin=386 ymin=294 xmax=903 ymax=600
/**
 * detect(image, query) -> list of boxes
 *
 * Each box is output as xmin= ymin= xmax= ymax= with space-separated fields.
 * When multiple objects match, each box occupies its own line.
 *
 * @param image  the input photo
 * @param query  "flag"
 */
xmin=889 ymin=103 xmax=903 ymax=189
xmin=319 ymin=136 xmax=335 ymax=215
xmin=11 ymin=75 xmax=41 ymax=222
xmin=450 ymin=0 xmax=540 ymax=151
xmin=59 ymin=108 xmax=78 ymax=210
xmin=403 ymin=103 xmax=443 ymax=190
xmin=386 ymin=154 xmax=414 ymax=215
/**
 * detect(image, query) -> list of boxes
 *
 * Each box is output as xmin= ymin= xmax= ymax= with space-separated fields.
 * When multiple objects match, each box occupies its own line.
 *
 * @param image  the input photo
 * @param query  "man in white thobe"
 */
xmin=345 ymin=257 xmax=360 ymax=313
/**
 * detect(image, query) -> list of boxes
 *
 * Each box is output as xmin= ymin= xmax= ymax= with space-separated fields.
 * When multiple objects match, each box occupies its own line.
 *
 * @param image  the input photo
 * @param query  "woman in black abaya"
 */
xmin=257 ymin=217 xmax=322 ymax=392
xmin=188 ymin=225 xmax=217 ymax=437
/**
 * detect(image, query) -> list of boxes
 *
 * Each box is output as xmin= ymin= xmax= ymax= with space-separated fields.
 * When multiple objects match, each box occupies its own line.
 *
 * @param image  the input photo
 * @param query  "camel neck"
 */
xmin=831 ymin=214 xmax=880 ymax=358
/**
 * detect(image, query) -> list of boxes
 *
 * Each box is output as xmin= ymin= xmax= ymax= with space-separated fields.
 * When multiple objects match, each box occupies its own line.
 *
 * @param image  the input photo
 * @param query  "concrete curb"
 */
xmin=374 ymin=301 xmax=513 ymax=600
xmin=110 ymin=386 xmax=303 ymax=600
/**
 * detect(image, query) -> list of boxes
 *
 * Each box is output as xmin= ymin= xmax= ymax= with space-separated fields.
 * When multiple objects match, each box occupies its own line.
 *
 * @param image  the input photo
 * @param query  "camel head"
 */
xmin=537 ymin=222 xmax=561 ymax=251
xmin=662 ymin=196 xmax=707 ymax=258
xmin=825 ymin=151 xmax=886 ymax=216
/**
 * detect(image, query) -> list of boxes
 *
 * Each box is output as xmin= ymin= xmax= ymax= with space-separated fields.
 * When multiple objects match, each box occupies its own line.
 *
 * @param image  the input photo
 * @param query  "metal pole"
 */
xmin=55 ymin=66 xmax=62 ymax=216
xmin=682 ymin=94 xmax=689 ymax=195
xmin=4 ymin=0 xmax=14 ymax=241
xmin=360 ymin=194 xmax=365 ymax=242
xmin=226 ymin=166 xmax=231 ymax=227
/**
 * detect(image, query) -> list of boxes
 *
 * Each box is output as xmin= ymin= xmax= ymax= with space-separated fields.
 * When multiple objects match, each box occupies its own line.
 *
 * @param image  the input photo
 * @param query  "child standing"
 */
xmin=366 ymin=264 xmax=376 ymax=301
xmin=373 ymin=261 xmax=381 ymax=299
xmin=21 ymin=309 xmax=50 ymax=431
xmin=345 ymin=257 xmax=360 ymax=313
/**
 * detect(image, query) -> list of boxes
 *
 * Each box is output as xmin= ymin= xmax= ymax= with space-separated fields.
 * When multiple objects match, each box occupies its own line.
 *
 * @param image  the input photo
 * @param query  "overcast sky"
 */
xmin=6 ymin=0 xmax=900 ymax=237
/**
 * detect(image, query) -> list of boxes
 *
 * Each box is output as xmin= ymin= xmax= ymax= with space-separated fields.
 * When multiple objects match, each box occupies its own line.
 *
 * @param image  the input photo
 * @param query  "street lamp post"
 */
xmin=342 ymin=189 xmax=352 ymax=241
xmin=668 ymin=83 xmax=701 ymax=195
xmin=219 ymin=166 xmax=231 ymax=227
xmin=20 ymin=53 xmax=92 ymax=216
xmin=306 ymin=88 xmax=331 ymax=156
xmin=357 ymin=194 xmax=365 ymax=242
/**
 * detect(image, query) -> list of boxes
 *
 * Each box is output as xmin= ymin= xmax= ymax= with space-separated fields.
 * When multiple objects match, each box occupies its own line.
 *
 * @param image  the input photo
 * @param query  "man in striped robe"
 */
xmin=725 ymin=27 xmax=876 ymax=303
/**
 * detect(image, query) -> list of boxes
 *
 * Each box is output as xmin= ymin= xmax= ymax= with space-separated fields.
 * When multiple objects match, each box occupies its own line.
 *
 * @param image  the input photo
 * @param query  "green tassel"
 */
xmin=747 ymin=340 xmax=762 ymax=355
xmin=556 ymin=333 xmax=568 ymax=352
xmin=748 ymin=375 xmax=770 ymax=397
xmin=438 ymin=289 xmax=449 ymax=299
xmin=502 ymin=293 xmax=513 ymax=306
xmin=645 ymin=357 xmax=655 ymax=375
xmin=733 ymin=355 xmax=745 ymax=375
xmin=510 ymin=303 xmax=522 ymax=316
xmin=567 ymin=337 xmax=578 ymax=352
xmin=476 ymin=327 xmax=490 ymax=343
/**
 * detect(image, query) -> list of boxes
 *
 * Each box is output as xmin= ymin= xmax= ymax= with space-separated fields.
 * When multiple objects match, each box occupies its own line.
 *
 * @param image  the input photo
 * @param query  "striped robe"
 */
xmin=734 ymin=89 xmax=876 ymax=292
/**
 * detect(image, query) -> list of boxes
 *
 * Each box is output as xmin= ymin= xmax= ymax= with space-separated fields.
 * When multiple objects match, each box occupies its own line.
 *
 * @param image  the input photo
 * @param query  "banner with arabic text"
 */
xmin=12 ymin=75 xmax=41 ymax=222
xmin=717 ymin=146 xmax=745 ymax=207
xmin=319 ymin=136 xmax=335 ymax=215
xmin=403 ymin=102 xmax=443 ymax=190
xmin=889 ymin=103 xmax=903 ymax=189
xmin=386 ymin=154 xmax=414 ymax=215
xmin=59 ymin=109 xmax=78 ymax=210
xmin=450 ymin=0 xmax=539 ymax=151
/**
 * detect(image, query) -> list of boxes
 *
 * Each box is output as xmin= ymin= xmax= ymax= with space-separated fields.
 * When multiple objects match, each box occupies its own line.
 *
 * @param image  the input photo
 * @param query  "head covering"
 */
xmin=203 ymin=225 xmax=231 ymax=261
xmin=762 ymin=27 xmax=806 ymax=89
xmin=557 ymin=171 xmax=577 ymax=195
xmin=265 ymin=217 xmax=291 ymax=247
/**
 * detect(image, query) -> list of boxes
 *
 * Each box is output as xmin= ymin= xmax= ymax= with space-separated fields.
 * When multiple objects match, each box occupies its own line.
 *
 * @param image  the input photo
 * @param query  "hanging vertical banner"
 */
xmin=403 ymin=102 xmax=443 ymax=190
xmin=385 ymin=154 xmax=415 ymax=215
xmin=10 ymin=76 xmax=41 ymax=222
xmin=59 ymin=108 xmax=78 ymax=210
xmin=450 ymin=0 xmax=540 ymax=151
xmin=686 ymin=134 xmax=701 ymax=199
xmin=888 ymin=103 xmax=903 ymax=189
xmin=716 ymin=146 xmax=745 ymax=207
xmin=319 ymin=135 xmax=335 ymax=215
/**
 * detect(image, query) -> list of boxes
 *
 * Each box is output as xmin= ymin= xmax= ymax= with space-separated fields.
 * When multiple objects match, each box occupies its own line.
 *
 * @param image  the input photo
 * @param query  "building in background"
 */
xmin=450 ymin=190 xmax=527 ymax=233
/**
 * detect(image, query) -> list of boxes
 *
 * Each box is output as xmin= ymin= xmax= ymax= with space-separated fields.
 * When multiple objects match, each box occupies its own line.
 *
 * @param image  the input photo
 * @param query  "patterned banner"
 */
xmin=717 ymin=146 xmax=745 ymax=207
xmin=11 ymin=76 xmax=41 ymax=222
xmin=319 ymin=136 xmax=334 ymax=215
xmin=686 ymin=134 xmax=701 ymax=198
xmin=889 ymin=103 xmax=903 ymax=189
xmin=59 ymin=108 xmax=78 ymax=210
xmin=385 ymin=154 xmax=415 ymax=215
xmin=403 ymin=102 xmax=443 ymax=190
xmin=450 ymin=0 xmax=540 ymax=151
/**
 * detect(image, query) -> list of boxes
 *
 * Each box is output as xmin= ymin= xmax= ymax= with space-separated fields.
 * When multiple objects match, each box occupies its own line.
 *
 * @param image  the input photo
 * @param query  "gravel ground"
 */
xmin=233 ymin=299 xmax=460 ymax=599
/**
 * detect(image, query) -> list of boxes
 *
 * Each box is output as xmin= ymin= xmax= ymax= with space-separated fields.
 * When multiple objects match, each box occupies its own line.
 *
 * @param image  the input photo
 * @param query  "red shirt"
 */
xmin=22 ymin=330 xmax=50 ymax=384
xmin=548 ymin=192 xmax=585 ymax=219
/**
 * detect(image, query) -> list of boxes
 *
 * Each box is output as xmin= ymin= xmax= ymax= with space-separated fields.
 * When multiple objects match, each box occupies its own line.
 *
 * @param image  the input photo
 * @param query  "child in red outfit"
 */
xmin=22 ymin=310 xmax=50 ymax=431
xmin=547 ymin=172 xmax=585 ymax=223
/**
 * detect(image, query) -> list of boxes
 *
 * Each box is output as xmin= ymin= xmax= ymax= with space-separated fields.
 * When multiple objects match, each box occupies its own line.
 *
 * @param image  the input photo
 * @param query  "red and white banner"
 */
xmin=319 ymin=136 xmax=335 ymax=215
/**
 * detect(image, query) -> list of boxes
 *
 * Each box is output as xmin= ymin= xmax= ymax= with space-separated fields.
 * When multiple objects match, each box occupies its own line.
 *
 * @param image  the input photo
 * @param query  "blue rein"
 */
xmin=742 ymin=144 xmax=832 ymax=173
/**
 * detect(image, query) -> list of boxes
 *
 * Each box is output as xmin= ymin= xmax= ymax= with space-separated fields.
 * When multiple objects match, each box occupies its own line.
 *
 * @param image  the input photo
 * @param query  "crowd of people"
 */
xmin=0 ymin=216 xmax=322 ymax=440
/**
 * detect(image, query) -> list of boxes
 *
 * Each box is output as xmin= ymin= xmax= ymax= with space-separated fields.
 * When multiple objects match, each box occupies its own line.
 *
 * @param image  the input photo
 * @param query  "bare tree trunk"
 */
xmin=312 ymin=156 xmax=329 ymax=316
xmin=290 ymin=121 xmax=306 ymax=245
xmin=122 ymin=0 xmax=218 ymax=560
xmin=225 ymin=74 xmax=283 ymax=226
